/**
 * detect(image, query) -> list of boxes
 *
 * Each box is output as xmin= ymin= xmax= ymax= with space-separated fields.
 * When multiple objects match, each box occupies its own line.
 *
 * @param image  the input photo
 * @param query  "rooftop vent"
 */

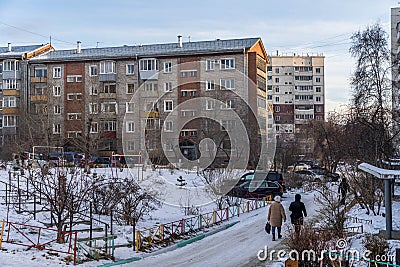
xmin=7 ymin=42 xmax=11 ymax=52
xmin=76 ymin=41 xmax=81 ymax=54
xmin=178 ymin=35 xmax=182 ymax=48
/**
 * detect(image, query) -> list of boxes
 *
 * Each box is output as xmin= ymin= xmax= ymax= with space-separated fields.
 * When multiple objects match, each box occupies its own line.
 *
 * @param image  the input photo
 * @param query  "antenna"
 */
xmin=49 ymin=35 xmax=51 ymax=45
xmin=187 ymin=36 xmax=191 ymax=42
xmin=96 ymin=42 xmax=100 ymax=48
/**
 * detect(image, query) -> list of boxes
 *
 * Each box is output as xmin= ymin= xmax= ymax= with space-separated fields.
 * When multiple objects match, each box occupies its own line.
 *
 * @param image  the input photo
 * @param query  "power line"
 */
xmin=0 ymin=21 xmax=75 ymax=46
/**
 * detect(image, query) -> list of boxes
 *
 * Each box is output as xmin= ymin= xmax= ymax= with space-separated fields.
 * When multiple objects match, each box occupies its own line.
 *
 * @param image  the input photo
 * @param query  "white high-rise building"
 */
xmin=267 ymin=54 xmax=325 ymax=143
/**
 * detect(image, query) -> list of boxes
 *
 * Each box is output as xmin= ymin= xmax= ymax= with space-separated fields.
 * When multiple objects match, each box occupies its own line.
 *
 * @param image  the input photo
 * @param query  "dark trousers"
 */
xmin=271 ymin=226 xmax=281 ymax=237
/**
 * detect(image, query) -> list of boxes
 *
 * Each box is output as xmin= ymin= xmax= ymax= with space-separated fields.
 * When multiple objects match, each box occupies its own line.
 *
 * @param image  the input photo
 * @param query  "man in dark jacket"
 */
xmin=338 ymin=177 xmax=349 ymax=205
xmin=289 ymin=194 xmax=307 ymax=234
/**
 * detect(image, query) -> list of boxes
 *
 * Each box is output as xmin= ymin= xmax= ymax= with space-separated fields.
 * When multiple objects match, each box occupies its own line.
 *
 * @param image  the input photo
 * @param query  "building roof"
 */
xmin=0 ymin=44 xmax=46 ymax=58
xmin=31 ymin=37 xmax=262 ymax=62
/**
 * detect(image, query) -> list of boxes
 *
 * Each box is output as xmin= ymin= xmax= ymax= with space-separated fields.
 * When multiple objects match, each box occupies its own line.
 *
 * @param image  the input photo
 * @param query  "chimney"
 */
xmin=7 ymin=42 xmax=11 ymax=52
xmin=76 ymin=41 xmax=81 ymax=54
xmin=177 ymin=35 xmax=182 ymax=48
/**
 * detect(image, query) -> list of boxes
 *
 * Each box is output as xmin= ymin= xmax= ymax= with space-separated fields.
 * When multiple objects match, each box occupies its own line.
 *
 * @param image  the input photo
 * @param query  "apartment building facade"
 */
xmin=392 ymin=7 xmax=400 ymax=154
xmin=267 ymin=55 xmax=325 ymax=145
xmin=26 ymin=37 xmax=268 ymax=167
xmin=0 ymin=43 xmax=53 ymax=148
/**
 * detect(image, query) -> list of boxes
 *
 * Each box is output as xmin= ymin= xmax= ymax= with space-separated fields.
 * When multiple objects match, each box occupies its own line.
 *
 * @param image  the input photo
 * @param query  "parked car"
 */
xmin=237 ymin=171 xmax=286 ymax=192
xmin=48 ymin=156 xmax=65 ymax=167
xmin=228 ymin=180 xmax=283 ymax=199
xmin=92 ymin=157 xmax=110 ymax=168
xmin=309 ymin=167 xmax=340 ymax=182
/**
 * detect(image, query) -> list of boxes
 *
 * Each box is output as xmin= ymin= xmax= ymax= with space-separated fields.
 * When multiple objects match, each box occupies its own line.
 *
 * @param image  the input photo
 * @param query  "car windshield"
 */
xmin=244 ymin=174 xmax=254 ymax=181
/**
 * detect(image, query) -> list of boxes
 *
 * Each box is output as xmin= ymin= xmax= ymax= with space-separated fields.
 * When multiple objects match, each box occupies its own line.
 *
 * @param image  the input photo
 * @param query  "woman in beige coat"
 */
xmin=267 ymin=195 xmax=286 ymax=241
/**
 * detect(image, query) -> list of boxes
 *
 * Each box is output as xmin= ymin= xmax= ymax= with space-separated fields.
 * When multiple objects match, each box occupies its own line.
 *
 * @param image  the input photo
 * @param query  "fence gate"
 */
xmin=4 ymin=221 xmax=78 ymax=265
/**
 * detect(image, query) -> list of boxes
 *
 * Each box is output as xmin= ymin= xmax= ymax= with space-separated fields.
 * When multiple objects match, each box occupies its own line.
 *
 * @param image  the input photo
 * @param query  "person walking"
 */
xmin=289 ymin=194 xmax=307 ymax=234
xmin=267 ymin=195 xmax=286 ymax=241
xmin=338 ymin=177 xmax=349 ymax=205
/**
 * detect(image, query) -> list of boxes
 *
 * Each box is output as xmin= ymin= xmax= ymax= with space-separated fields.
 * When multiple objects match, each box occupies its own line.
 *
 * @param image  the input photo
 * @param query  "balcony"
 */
xmin=141 ymin=111 xmax=159 ymax=118
xmin=2 ymin=70 xmax=21 ymax=79
xmin=30 ymin=77 xmax=47 ymax=83
xmin=139 ymin=70 xmax=158 ymax=80
xmin=2 ymin=107 xmax=19 ymax=115
xmin=99 ymin=73 xmax=116 ymax=82
xmin=2 ymin=89 xmax=20 ymax=96
xmin=30 ymin=95 xmax=48 ymax=102
xmin=99 ymin=93 xmax=117 ymax=99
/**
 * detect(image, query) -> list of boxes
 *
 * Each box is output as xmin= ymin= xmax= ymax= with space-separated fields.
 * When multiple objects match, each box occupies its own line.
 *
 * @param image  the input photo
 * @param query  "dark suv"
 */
xmin=238 ymin=171 xmax=286 ymax=192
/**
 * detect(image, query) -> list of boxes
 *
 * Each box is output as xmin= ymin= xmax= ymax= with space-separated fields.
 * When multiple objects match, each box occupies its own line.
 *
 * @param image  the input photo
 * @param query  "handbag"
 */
xmin=265 ymin=222 xmax=271 ymax=234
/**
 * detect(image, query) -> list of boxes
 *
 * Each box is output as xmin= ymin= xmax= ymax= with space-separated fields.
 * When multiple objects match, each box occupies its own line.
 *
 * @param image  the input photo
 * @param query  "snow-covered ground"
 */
xmin=0 ymin=165 xmax=399 ymax=267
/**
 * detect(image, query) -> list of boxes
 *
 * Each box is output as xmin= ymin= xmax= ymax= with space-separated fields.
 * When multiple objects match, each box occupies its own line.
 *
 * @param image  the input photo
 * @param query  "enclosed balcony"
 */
xmin=2 ymin=70 xmax=21 ymax=79
xmin=30 ymin=95 xmax=48 ymax=102
xmin=30 ymin=76 xmax=47 ymax=83
xmin=99 ymin=73 xmax=117 ymax=82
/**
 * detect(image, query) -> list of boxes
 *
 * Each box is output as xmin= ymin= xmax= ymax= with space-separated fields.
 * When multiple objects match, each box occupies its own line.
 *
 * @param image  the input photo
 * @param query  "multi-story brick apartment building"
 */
xmin=25 ymin=37 xmax=268 ymax=167
xmin=267 ymin=54 xmax=325 ymax=152
xmin=0 ymin=43 xmax=53 ymax=150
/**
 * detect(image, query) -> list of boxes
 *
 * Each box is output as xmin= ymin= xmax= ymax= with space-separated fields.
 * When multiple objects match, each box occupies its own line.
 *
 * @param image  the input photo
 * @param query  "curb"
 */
xmin=97 ymin=221 xmax=240 ymax=267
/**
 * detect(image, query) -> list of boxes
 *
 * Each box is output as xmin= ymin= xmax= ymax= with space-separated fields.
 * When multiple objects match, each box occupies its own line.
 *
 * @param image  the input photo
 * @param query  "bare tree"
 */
xmin=349 ymin=22 xmax=395 ymax=164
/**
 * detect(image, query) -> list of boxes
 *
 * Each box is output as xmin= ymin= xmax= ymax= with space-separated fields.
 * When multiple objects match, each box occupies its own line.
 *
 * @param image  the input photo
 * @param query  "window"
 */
xmin=164 ymin=62 xmax=172 ymax=73
xmin=220 ymin=58 xmax=235 ymax=69
xmin=3 ymin=96 xmax=16 ymax=108
xmin=101 ymin=102 xmax=117 ymax=113
xmin=275 ymin=106 xmax=280 ymax=112
xmin=126 ymin=64 xmax=134 ymax=75
xmin=164 ymin=82 xmax=172 ymax=92
xmin=221 ymin=99 xmax=235 ymax=109
xmin=66 ymin=75 xmax=82 ymax=82
xmin=126 ymin=102 xmax=135 ymax=113
xmin=190 ymin=130 xmax=197 ymax=136
xmin=220 ymin=79 xmax=235 ymax=90
xmin=67 ymin=131 xmax=82 ymax=138
xmin=316 ymin=96 xmax=321 ymax=102
xmin=206 ymin=99 xmax=215 ymax=110
xmin=316 ymin=68 xmax=321 ymax=73
xmin=76 ymin=93 xmax=82 ymax=100
xmin=275 ymin=87 xmax=279 ymax=93
xmin=67 ymin=113 xmax=82 ymax=120
xmin=54 ymin=105 xmax=61 ymax=114
xmin=181 ymin=90 xmax=196 ymax=97
xmin=103 ymin=83 xmax=116 ymax=93
xmin=206 ymin=60 xmax=215 ymax=71
xmin=126 ymin=121 xmax=135 ymax=133
xmin=275 ymin=68 xmax=280 ymax=74
xmin=34 ymin=68 xmax=47 ymax=77
xmin=89 ymin=103 xmax=98 ymax=114
xmin=206 ymin=80 xmax=215 ymax=90
xmin=181 ymin=110 xmax=195 ymax=117
xmin=90 ymin=86 xmax=98 ymax=95
xmin=90 ymin=122 xmax=98 ymax=133
xmin=4 ymin=60 xmax=20 ymax=71
xmin=257 ymin=97 xmax=266 ymax=109
xmin=316 ymin=87 xmax=321 ymax=93
xmin=221 ymin=120 xmax=236 ymax=131
xmin=275 ymin=77 xmax=279 ymax=83
xmin=53 ymin=86 xmax=61 ymax=96
xmin=126 ymin=141 xmax=135 ymax=151
xmin=0 ymin=63 xmax=2 ymax=73
xmin=100 ymin=61 xmax=116 ymax=74
xmin=180 ymin=130 xmax=189 ymax=137
xmin=53 ymin=67 xmax=61 ymax=78
xmin=275 ymin=96 xmax=280 ymax=102
xmin=145 ymin=82 xmax=157 ymax=91
xmin=127 ymin=83 xmax=135 ymax=94
xmin=100 ymin=121 xmax=117 ymax=131
xmin=90 ymin=65 xmax=98 ymax=76
xmin=267 ymin=95 xmax=272 ymax=100
xmin=164 ymin=100 xmax=173 ymax=112
xmin=164 ymin=121 xmax=173 ymax=132
xmin=316 ymin=106 xmax=322 ymax=112
xmin=295 ymin=76 xmax=313 ymax=81
xmin=181 ymin=71 xmax=188 ymax=77
xmin=4 ymin=79 xmax=19 ymax=89
xmin=67 ymin=94 xmax=73 ymax=100
xmin=53 ymin=124 xmax=61 ymax=134
xmin=295 ymin=95 xmax=313 ymax=100
xmin=139 ymin=59 xmax=157 ymax=71
xmin=3 ymin=115 xmax=16 ymax=127
xmin=275 ymin=115 xmax=281 ymax=121
xmin=190 ymin=70 xmax=197 ymax=77
xmin=316 ymin=77 xmax=321 ymax=83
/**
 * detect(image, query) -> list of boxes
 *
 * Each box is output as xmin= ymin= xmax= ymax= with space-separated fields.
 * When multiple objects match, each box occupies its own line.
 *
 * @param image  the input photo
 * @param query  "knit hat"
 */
xmin=274 ymin=195 xmax=281 ymax=202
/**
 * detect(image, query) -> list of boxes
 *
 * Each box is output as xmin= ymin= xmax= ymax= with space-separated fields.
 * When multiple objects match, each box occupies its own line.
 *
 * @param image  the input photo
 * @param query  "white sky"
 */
xmin=0 ymin=0 xmax=397 ymax=113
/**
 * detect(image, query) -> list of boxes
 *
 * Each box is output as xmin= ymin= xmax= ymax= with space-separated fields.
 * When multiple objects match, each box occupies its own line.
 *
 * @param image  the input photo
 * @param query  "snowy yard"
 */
xmin=0 ymin=165 xmax=399 ymax=267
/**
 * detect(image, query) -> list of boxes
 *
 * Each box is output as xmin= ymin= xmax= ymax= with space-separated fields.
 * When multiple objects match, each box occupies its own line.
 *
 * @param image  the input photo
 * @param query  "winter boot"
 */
xmin=272 ymin=233 xmax=276 ymax=241
xmin=278 ymin=234 xmax=282 ymax=239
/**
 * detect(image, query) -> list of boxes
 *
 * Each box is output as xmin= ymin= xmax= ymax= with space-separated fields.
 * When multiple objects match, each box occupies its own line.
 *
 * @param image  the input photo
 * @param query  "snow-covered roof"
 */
xmin=358 ymin=163 xmax=400 ymax=179
xmin=30 ymin=37 xmax=261 ymax=62
xmin=0 ymin=44 xmax=45 ymax=58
